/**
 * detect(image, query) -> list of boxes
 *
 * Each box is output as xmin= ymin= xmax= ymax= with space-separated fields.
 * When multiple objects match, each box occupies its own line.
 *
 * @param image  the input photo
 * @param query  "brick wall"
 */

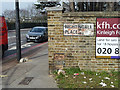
xmin=47 ymin=7 xmax=119 ymax=73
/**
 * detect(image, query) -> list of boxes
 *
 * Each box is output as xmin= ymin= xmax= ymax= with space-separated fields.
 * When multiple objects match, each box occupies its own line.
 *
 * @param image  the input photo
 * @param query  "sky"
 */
xmin=0 ymin=0 xmax=38 ymax=15
xmin=0 ymin=0 xmax=120 ymax=15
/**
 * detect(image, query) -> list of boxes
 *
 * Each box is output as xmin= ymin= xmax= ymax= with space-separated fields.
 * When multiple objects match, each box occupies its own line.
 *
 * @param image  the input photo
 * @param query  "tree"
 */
xmin=72 ymin=2 xmax=119 ymax=12
xmin=77 ymin=2 xmax=84 ymax=11
xmin=106 ymin=2 xmax=114 ymax=11
xmin=35 ymin=0 xmax=60 ymax=10
xmin=69 ymin=0 xmax=75 ymax=12
xmin=34 ymin=0 xmax=119 ymax=12
xmin=2 ymin=4 xmax=46 ymax=22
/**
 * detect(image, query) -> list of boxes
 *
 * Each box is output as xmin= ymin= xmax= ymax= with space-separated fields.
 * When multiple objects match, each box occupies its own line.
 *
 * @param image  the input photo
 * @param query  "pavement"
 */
xmin=2 ymin=45 xmax=58 ymax=89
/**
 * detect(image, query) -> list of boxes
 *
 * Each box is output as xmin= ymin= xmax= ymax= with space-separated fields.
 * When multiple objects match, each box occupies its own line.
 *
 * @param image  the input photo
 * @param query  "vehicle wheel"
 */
xmin=35 ymin=40 xmax=39 ymax=43
xmin=26 ymin=39 xmax=29 ymax=43
xmin=44 ymin=37 xmax=48 ymax=42
xmin=2 ymin=50 xmax=4 ymax=58
xmin=0 ymin=46 xmax=2 ymax=59
xmin=2 ymin=45 xmax=4 ymax=58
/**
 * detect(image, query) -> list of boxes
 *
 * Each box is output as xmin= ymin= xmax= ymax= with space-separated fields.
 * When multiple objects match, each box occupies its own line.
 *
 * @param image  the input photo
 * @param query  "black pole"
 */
xmin=15 ymin=0 xmax=21 ymax=61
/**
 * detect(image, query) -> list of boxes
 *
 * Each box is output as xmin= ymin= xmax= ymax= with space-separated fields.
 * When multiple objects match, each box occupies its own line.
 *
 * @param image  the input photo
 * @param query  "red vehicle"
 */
xmin=0 ymin=16 xmax=8 ymax=57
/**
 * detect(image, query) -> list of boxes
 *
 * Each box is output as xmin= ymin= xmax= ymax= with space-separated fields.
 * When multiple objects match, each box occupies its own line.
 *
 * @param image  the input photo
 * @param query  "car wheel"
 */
xmin=35 ymin=40 xmax=39 ymax=43
xmin=26 ymin=39 xmax=29 ymax=43
xmin=2 ymin=50 xmax=4 ymax=58
xmin=2 ymin=45 xmax=4 ymax=58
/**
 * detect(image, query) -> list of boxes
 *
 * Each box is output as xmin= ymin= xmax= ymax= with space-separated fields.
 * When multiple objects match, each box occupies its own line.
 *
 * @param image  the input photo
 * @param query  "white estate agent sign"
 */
xmin=96 ymin=18 xmax=120 ymax=59
xmin=64 ymin=24 xmax=94 ymax=36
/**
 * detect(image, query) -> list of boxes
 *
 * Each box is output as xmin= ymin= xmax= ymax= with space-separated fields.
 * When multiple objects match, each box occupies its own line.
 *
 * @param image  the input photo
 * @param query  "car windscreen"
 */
xmin=30 ymin=28 xmax=45 ymax=33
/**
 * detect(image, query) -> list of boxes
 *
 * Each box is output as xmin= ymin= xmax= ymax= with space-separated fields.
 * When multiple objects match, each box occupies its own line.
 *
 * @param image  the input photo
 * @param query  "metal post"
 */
xmin=15 ymin=0 xmax=21 ymax=61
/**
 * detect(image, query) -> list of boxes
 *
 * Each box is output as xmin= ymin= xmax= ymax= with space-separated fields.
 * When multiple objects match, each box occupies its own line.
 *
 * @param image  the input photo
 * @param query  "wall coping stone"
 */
xmin=62 ymin=11 xmax=119 ymax=17
xmin=46 ymin=6 xmax=63 ymax=11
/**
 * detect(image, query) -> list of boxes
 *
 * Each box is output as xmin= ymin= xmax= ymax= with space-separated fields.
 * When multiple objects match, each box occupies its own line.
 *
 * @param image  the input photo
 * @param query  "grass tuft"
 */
xmin=53 ymin=67 xmax=119 ymax=88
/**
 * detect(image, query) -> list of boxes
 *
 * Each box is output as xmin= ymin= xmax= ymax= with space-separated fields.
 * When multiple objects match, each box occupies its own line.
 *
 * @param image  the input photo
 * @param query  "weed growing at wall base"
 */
xmin=53 ymin=67 xmax=119 ymax=88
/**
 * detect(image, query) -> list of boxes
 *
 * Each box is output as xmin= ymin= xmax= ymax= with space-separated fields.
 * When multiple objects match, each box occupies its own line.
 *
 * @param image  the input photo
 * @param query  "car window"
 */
xmin=30 ymin=28 xmax=45 ymax=33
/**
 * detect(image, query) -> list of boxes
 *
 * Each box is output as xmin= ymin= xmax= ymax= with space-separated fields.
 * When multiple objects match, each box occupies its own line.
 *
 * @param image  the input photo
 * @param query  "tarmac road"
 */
xmin=3 ymin=28 xmax=48 ymax=64
xmin=8 ymin=28 xmax=32 ymax=51
xmin=8 ymin=29 xmax=29 ymax=49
